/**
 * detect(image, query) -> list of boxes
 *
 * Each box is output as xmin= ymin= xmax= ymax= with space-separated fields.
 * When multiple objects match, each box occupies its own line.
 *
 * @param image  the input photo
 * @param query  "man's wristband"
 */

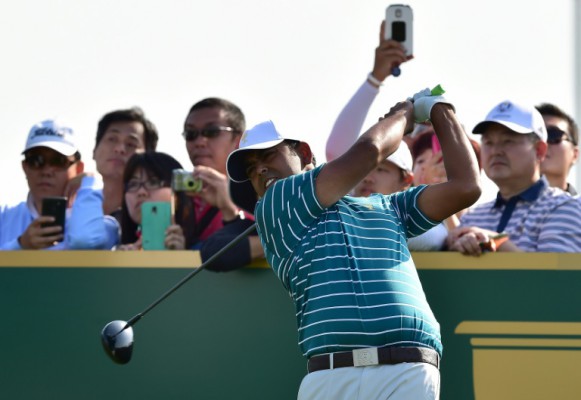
xmin=367 ymin=72 xmax=384 ymax=88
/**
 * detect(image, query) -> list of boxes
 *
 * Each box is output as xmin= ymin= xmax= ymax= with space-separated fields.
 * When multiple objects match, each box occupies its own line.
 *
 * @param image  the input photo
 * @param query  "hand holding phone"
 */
xmin=41 ymin=196 xmax=67 ymax=242
xmin=141 ymin=201 xmax=172 ymax=250
xmin=385 ymin=4 xmax=413 ymax=77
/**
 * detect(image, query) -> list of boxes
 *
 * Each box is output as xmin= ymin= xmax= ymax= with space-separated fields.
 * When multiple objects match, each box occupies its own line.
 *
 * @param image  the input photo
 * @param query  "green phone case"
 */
xmin=141 ymin=201 xmax=171 ymax=250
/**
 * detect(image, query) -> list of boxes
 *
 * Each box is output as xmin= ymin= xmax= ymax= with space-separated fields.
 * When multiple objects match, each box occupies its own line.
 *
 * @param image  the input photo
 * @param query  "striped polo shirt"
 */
xmin=254 ymin=164 xmax=442 ymax=358
xmin=460 ymin=177 xmax=581 ymax=252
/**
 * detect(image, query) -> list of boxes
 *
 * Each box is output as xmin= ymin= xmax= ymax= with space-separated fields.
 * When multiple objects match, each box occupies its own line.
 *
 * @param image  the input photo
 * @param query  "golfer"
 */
xmin=227 ymin=90 xmax=481 ymax=399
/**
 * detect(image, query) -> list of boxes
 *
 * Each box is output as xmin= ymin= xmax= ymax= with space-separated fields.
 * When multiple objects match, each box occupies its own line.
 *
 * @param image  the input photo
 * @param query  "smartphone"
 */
xmin=141 ymin=201 xmax=171 ymax=250
xmin=41 ymin=196 xmax=67 ymax=241
xmin=385 ymin=4 xmax=414 ymax=56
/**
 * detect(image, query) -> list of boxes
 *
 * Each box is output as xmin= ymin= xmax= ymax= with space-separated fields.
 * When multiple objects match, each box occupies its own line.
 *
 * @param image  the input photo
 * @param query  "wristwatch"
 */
xmin=223 ymin=209 xmax=246 ymax=225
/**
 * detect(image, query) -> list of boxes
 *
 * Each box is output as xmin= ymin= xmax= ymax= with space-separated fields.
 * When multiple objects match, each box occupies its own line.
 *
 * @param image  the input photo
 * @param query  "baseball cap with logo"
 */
xmin=386 ymin=141 xmax=413 ymax=172
xmin=227 ymin=120 xmax=300 ymax=183
xmin=472 ymin=100 xmax=547 ymax=141
xmin=22 ymin=119 xmax=78 ymax=156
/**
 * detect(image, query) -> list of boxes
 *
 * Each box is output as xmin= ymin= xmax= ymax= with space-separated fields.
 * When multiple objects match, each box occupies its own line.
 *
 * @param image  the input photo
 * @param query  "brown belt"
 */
xmin=307 ymin=346 xmax=440 ymax=373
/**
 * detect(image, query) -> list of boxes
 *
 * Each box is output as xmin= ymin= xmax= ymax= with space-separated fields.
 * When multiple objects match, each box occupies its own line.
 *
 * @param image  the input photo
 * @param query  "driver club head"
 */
xmin=101 ymin=320 xmax=134 ymax=364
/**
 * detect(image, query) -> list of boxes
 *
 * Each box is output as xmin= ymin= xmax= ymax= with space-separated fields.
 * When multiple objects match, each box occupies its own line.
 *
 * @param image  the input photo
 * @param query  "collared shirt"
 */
xmin=255 ymin=164 xmax=442 ymax=358
xmin=460 ymin=177 xmax=581 ymax=252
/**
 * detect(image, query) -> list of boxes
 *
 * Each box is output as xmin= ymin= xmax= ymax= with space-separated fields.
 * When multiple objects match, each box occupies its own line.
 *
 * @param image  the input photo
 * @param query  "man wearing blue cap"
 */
xmin=448 ymin=100 xmax=581 ymax=255
xmin=227 ymin=90 xmax=481 ymax=399
xmin=0 ymin=119 xmax=119 ymax=250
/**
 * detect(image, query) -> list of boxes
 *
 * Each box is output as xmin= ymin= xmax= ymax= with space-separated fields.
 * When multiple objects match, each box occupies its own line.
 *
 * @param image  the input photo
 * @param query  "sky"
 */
xmin=0 ymin=0 xmax=577 ymax=206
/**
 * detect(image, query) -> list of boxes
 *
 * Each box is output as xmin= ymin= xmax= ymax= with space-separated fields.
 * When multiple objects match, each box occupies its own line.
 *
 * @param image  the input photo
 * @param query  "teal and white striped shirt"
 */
xmin=255 ymin=164 xmax=442 ymax=358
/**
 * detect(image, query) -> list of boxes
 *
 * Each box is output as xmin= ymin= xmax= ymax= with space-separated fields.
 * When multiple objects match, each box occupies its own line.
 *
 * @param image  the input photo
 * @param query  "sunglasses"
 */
xmin=182 ymin=126 xmax=235 ymax=142
xmin=547 ymin=126 xmax=575 ymax=145
xmin=125 ymin=178 xmax=167 ymax=193
xmin=24 ymin=153 xmax=77 ymax=170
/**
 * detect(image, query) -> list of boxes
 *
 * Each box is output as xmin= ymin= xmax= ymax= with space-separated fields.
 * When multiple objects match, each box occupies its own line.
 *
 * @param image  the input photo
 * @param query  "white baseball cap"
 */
xmin=386 ymin=141 xmax=413 ymax=172
xmin=227 ymin=120 xmax=300 ymax=183
xmin=22 ymin=119 xmax=78 ymax=156
xmin=473 ymin=100 xmax=547 ymax=141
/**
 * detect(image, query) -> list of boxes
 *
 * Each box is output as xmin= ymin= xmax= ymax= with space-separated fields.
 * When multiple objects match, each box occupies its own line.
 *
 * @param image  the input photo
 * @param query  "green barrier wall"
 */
xmin=1 ymin=252 xmax=580 ymax=399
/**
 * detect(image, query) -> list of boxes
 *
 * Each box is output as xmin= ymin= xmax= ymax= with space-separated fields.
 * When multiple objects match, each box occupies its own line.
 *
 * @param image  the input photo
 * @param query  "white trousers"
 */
xmin=298 ymin=362 xmax=440 ymax=400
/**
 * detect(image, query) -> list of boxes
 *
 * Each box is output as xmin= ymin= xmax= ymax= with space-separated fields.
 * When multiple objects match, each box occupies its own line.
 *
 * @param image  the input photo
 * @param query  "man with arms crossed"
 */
xmin=227 ymin=90 xmax=481 ymax=399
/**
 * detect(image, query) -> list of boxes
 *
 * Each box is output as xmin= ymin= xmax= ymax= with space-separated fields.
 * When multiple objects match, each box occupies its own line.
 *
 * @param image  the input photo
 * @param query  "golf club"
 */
xmin=101 ymin=223 xmax=257 ymax=364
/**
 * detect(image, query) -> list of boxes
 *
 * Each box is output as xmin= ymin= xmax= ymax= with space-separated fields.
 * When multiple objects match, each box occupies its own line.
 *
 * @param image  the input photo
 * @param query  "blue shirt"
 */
xmin=460 ymin=177 xmax=581 ymax=252
xmin=0 ymin=175 xmax=119 ymax=250
xmin=255 ymin=164 xmax=442 ymax=358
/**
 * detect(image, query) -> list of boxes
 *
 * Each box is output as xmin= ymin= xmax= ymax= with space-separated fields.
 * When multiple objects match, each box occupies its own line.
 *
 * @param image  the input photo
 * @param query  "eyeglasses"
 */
xmin=547 ymin=126 xmax=574 ymax=145
xmin=125 ymin=179 xmax=167 ymax=193
xmin=182 ymin=126 xmax=235 ymax=141
xmin=24 ymin=153 xmax=77 ymax=170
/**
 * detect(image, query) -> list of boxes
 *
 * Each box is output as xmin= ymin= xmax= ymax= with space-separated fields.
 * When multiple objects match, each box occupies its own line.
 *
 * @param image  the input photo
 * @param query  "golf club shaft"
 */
xmin=122 ymin=223 xmax=257 ymax=330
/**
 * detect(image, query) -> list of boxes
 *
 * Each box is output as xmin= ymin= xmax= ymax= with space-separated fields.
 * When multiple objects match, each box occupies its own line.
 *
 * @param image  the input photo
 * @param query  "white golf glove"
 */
xmin=408 ymin=85 xmax=455 ymax=123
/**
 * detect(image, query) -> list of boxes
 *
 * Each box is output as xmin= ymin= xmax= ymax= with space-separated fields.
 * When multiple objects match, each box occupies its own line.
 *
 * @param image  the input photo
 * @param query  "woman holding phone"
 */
xmin=116 ymin=152 xmax=193 ymax=251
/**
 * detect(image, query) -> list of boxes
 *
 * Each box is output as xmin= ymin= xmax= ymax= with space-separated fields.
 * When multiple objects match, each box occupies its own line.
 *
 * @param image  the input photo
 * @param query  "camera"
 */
xmin=171 ymin=169 xmax=203 ymax=192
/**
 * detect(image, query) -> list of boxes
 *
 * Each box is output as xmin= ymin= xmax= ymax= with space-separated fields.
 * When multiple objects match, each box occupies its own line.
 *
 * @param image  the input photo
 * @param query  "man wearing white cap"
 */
xmin=350 ymin=141 xmax=414 ymax=197
xmin=0 ymin=119 xmax=119 ymax=250
xmin=227 ymin=91 xmax=481 ymax=399
xmin=448 ymin=100 xmax=581 ymax=255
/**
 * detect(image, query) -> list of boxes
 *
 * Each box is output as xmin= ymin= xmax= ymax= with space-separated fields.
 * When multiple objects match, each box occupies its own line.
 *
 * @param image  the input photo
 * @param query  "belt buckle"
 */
xmin=352 ymin=348 xmax=379 ymax=367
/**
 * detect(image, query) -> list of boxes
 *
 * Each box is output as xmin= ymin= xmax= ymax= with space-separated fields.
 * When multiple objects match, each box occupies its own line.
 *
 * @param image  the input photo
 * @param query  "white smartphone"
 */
xmin=385 ymin=4 xmax=414 ymax=56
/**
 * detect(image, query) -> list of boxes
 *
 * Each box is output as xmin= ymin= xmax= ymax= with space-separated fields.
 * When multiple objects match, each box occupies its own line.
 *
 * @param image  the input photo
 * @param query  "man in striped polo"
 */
xmin=448 ymin=100 xmax=581 ymax=255
xmin=227 ymin=91 xmax=481 ymax=399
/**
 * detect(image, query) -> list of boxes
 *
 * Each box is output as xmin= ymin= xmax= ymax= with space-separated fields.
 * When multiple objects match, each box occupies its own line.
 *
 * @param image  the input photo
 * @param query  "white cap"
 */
xmin=386 ymin=141 xmax=413 ymax=172
xmin=23 ymin=119 xmax=78 ymax=156
xmin=473 ymin=100 xmax=547 ymax=141
xmin=227 ymin=120 xmax=299 ymax=183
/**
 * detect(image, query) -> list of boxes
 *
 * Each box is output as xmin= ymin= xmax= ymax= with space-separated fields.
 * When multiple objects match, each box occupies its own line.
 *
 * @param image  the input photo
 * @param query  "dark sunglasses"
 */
xmin=547 ymin=126 xmax=574 ymax=145
xmin=24 ymin=153 xmax=77 ymax=170
xmin=182 ymin=126 xmax=235 ymax=142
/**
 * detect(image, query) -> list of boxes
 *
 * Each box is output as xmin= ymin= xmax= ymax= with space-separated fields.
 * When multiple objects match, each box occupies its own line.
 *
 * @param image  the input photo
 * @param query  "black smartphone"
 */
xmin=41 ymin=196 xmax=67 ymax=241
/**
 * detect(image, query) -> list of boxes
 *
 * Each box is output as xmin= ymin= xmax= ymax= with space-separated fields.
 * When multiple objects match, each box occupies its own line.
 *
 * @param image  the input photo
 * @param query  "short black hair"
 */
xmin=95 ymin=107 xmax=159 ymax=151
xmin=187 ymin=98 xmax=245 ymax=134
xmin=536 ymin=103 xmax=579 ymax=146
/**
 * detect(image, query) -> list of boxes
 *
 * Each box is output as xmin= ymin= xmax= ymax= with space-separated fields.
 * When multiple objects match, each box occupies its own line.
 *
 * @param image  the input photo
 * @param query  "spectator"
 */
xmin=93 ymin=107 xmax=159 ymax=221
xmin=227 ymin=90 xmax=481 ymax=399
xmin=409 ymin=129 xmax=482 ymax=229
xmin=116 ymin=152 xmax=192 ymax=251
xmin=182 ymin=97 xmax=262 ymax=270
xmin=325 ymin=21 xmax=470 ymax=251
xmin=448 ymin=100 xmax=581 ymax=255
xmin=536 ymin=103 xmax=579 ymax=195
xmin=325 ymin=21 xmax=411 ymax=162
xmin=351 ymin=141 xmax=414 ymax=197
xmin=0 ymin=119 xmax=119 ymax=250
